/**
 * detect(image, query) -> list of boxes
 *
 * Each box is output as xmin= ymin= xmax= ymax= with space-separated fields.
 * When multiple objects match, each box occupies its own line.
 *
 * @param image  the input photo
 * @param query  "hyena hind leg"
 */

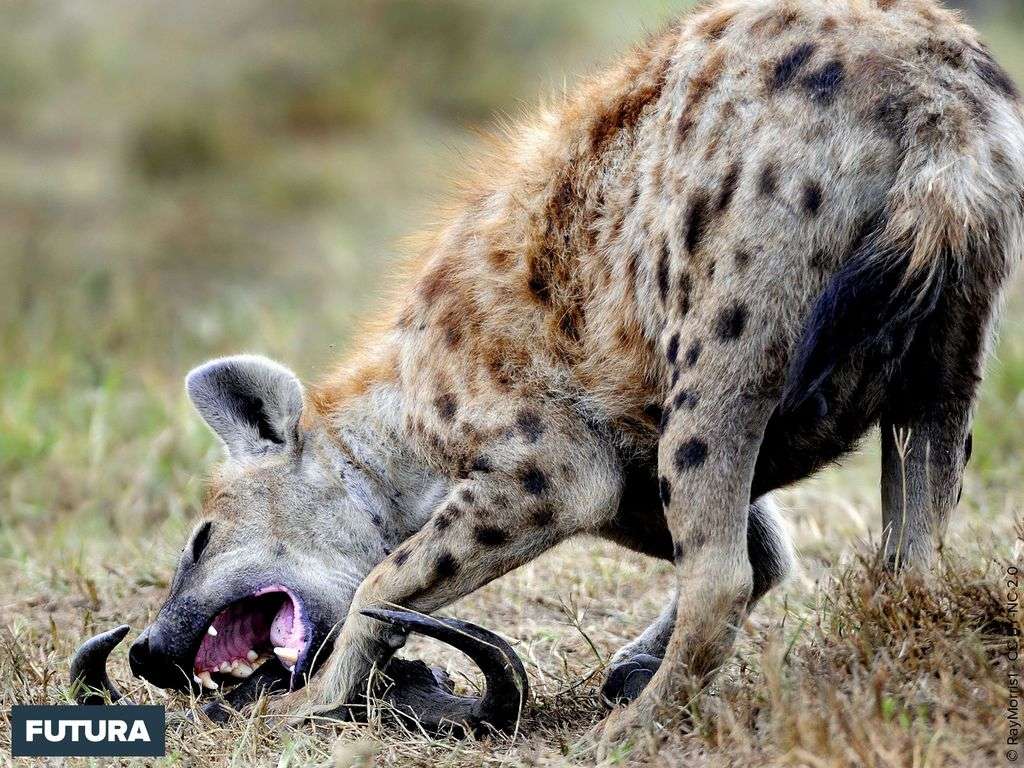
xmin=601 ymin=496 xmax=793 ymax=706
xmin=879 ymin=285 xmax=996 ymax=570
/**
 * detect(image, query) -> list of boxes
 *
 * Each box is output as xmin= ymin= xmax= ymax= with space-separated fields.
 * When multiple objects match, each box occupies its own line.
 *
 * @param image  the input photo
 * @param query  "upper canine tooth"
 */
xmin=193 ymin=674 xmax=202 ymax=685
xmin=207 ymin=626 xmax=218 ymax=637
xmin=246 ymin=650 xmax=258 ymax=662
xmin=218 ymin=661 xmax=231 ymax=673
xmin=198 ymin=671 xmax=218 ymax=690
xmin=273 ymin=646 xmax=299 ymax=665
xmin=231 ymin=662 xmax=254 ymax=678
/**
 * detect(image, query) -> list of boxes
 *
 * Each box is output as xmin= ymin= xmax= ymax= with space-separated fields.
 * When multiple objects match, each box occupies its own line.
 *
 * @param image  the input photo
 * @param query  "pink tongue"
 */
xmin=269 ymin=598 xmax=296 ymax=648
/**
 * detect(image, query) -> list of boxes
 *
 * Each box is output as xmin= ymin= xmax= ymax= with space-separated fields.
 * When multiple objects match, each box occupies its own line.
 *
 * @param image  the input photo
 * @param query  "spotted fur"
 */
xmin=166 ymin=0 xmax=1022 ymax=747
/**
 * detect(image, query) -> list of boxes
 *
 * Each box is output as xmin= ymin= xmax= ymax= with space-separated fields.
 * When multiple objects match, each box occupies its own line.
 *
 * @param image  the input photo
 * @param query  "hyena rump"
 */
xmin=127 ymin=0 xmax=1022 ymax=746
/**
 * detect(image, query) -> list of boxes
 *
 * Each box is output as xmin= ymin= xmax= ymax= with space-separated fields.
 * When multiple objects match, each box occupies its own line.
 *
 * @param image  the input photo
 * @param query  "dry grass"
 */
xmin=2 ymin=1 xmax=1024 ymax=766
xmin=2 ymin=475 xmax=1023 ymax=767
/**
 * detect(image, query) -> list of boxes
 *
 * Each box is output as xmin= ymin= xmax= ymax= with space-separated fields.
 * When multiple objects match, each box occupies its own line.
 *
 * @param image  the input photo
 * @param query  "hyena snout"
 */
xmin=129 ymin=578 xmax=341 ymax=694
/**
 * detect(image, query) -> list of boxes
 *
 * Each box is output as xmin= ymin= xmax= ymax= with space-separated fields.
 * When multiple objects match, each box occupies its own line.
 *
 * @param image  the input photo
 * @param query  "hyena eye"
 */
xmin=191 ymin=521 xmax=213 ymax=562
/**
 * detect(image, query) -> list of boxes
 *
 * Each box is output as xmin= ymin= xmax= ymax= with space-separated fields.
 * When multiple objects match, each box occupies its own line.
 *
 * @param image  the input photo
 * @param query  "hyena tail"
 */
xmin=781 ymin=83 xmax=1024 ymax=414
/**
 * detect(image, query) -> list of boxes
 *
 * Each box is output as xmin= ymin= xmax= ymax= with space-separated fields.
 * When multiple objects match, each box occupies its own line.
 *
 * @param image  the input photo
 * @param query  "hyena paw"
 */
xmin=599 ymin=653 xmax=661 ymax=709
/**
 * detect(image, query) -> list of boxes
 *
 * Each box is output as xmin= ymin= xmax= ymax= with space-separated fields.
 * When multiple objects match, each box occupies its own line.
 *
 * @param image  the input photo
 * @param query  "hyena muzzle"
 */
xmin=117 ymin=0 xmax=1022 ymax=747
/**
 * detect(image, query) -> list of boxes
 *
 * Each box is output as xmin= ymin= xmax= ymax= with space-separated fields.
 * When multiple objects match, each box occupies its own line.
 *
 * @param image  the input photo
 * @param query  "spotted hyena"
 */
xmin=127 ymin=0 xmax=1022 ymax=749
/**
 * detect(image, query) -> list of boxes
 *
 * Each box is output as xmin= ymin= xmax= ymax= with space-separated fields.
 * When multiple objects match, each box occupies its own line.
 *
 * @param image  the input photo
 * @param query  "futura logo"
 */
xmin=10 ymin=705 xmax=166 ymax=757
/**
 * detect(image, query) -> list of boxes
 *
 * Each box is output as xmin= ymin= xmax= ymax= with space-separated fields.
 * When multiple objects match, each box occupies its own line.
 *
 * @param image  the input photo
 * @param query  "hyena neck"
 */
xmin=320 ymin=381 xmax=451 ymax=550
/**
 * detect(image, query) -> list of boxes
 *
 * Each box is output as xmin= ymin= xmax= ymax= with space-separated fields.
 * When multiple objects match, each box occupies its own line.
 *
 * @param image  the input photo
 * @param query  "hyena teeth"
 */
xmin=246 ymin=650 xmax=258 ymax=662
xmin=273 ymin=646 xmax=299 ymax=665
xmin=193 ymin=674 xmax=202 ymax=686
xmin=206 ymin=625 xmax=218 ymax=637
xmin=230 ymin=662 xmax=254 ymax=678
xmin=218 ymin=661 xmax=231 ymax=673
xmin=197 ymin=670 xmax=218 ymax=690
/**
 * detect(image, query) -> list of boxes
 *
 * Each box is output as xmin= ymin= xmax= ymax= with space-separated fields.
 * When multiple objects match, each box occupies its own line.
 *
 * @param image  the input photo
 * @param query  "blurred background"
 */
xmin=1 ymin=0 xmax=1022 ymax=574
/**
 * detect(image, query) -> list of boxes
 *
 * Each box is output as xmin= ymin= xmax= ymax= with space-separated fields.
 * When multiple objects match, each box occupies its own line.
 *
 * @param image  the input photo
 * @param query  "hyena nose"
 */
xmin=127 ymin=629 xmax=153 ymax=679
xmin=128 ymin=625 xmax=196 ymax=690
xmin=128 ymin=627 xmax=189 ymax=690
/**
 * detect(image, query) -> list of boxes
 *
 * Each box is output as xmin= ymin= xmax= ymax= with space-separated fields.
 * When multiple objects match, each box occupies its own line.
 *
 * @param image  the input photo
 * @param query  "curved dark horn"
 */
xmin=70 ymin=626 xmax=290 ymax=722
xmin=361 ymin=607 xmax=528 ymax=734
xmin=70 ymin=625 xmax=130 ymax=704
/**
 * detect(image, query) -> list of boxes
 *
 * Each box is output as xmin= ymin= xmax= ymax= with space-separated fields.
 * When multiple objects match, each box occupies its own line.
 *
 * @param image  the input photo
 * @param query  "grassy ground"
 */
xmin=2 ymin=1 xmax=1024 ymax=766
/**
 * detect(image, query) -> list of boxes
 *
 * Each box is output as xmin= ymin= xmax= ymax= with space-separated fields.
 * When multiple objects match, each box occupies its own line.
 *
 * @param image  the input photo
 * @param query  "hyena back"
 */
xmin=158 ymin=0 xmax=1023 ymax=744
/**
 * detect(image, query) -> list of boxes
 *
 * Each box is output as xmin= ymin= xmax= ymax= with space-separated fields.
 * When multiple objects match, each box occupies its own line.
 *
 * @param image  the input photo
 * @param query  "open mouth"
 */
xmin=192 ymin=585 xmax=306 ymax=691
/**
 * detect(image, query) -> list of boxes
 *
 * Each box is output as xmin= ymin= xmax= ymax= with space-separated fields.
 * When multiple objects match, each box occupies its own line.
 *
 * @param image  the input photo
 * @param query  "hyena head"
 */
xmin=129 ymin=355 xmax=391 ymax=692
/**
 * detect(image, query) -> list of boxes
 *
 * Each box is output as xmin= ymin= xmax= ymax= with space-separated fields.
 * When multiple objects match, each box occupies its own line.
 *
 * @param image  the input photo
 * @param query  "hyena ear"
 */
xmin=185 ymin=355 xmax=304 ymax=459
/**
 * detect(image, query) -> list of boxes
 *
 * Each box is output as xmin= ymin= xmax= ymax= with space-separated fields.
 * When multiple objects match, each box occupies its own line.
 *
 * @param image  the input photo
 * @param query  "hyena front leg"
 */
xmin=601 ymin=496 xmax=793 ymax=706
xmin=304 ymin=412 xmax=622 ymax=715
xmin=597 ymin=342 xmax=778 ymax=750
xmin=880 ymin=289 xmax=994 ymax=570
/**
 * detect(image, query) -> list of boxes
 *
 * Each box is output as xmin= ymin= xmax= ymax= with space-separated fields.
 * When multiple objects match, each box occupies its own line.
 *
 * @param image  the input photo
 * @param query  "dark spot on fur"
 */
xmin=657 ymin=239 xmax=671 ymax=302
xmin=659 ymin=476 xmax=672 ymax=507
xmin=674 ymin=439 xmax=709 ymax=472
xmin=686 ymin=530 xmax=708 ymax=552
xmin=970 ymin=43 xmax=1019 ymax=100
xmin=759 ymin=163 xmax=779 ymax=196
xmin=520 ymin=465 xmax=548 ymax=496
xmin=673 ymin=389 xmax=700 ymax=410
xmin=531 ymin=505 xmax=555 ymax=526
xmin=559 ymin=310 xmax=582 ymax=343
xmin=443 ymin=323 xmax=462 ymax=348
xmin=676 ymin=47 xmax=727 ymax=147
xmin=873 ymin=94 xmax=910 ymax=137
xmin=590 ymin=60 xmax=668 ymax=151
xmin=716 ymin=304 xmax=748 ymax=340
xmin=673 ymin=542 xmax=684 ymax=561
xmin=685 ymin=340 xmax=702 ymax=367
xmin=459 ymin=488 xmax=475 ymax=504
xmin=528 ymin=270 xmax=551 ymax=304
xmin=393 ymin=548 xmax=411 ymax=567
xmin=434 ymin=514 xmax=453 ymax=531
xmin=803 ymin=60 xmax=845 ymax=104
xmin=810 ymin=248 xmax=831 ymax=271
xmin=516 ymin=409 xmax=545 ymax=444
xmin=678 ymin=272 xmax=693 ymax=316
xmin=803 ymin=182 xmax=823 ymax=216
xmin=435 ymin=393 xmax=457 ymax=421
xmin=471 ymin=456 xmax=493 ymax=473
xmin=685 ymin=191 xmax=712 ymax=254
xmin=436 ymin=552 xmax=459 ymax=580
xmin=772 ymin=43 xmax=818 ymax=91
xmin=488 ymin=248 xmax=515 ymax=271
xmin=677 ymin=113 xmax=697 ymax=148
xmin=735 ymin=250 xmax=751 ymax=270
xmin=667 ymin=333 xmax=680 ymax=365
xmin=698 ymin=8 xmax=736 ymax=41
xmin=626 ymin=249 xmax=640 ymax=290
xmin=718 ymin=162 xmax=742 ymax=212
xmin=474 ymin=525 xmax=509 ymax=546
xmin=420 ymin=263 xmax=453 ymax=306
xmin=706 ymin=259 xmax=716 ymax=280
